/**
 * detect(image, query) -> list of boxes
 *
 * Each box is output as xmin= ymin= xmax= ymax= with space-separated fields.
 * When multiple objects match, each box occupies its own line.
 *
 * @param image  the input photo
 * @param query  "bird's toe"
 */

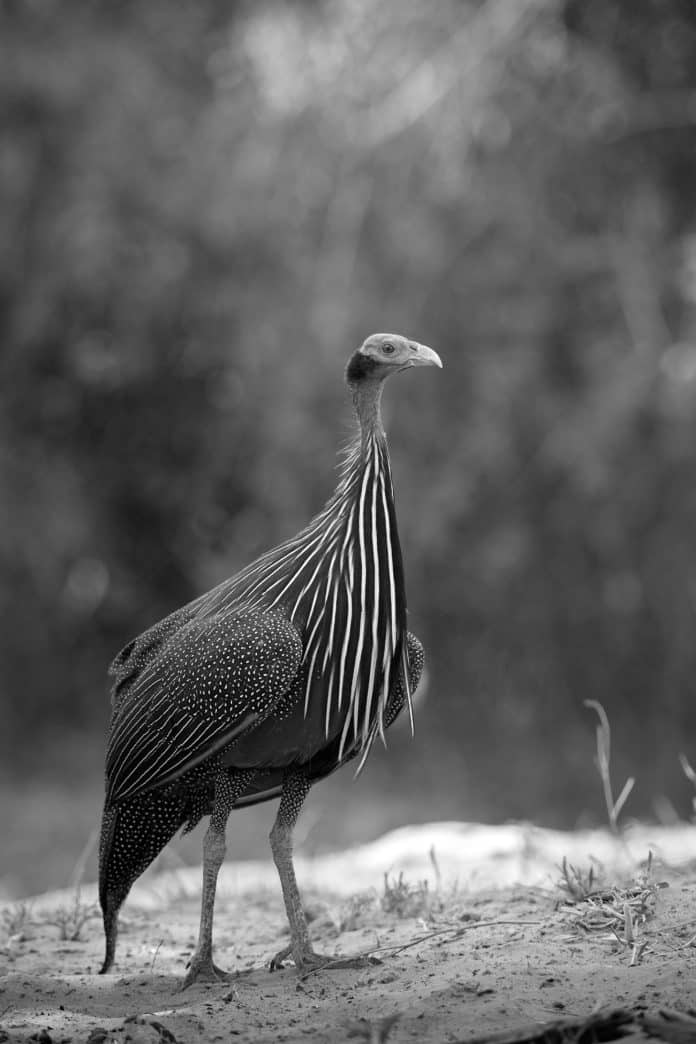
xmin=317 ymin=954 xmax=382 ymax=971
xmin=270 ymin=945 xmax=380 ymax=974
xmin=269 ymin=943 xmax=292 ymax=971
xmin=181 ymin=955 xmax=232 ymax=989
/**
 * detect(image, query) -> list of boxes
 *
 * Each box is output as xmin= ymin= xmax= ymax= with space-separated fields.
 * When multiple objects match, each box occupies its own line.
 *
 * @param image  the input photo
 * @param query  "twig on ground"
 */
xmin=297 ymin=917 xmax=542 ymax=979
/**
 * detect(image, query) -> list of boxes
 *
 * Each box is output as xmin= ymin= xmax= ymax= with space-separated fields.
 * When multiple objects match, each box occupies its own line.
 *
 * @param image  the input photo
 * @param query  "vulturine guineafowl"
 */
xmin=99 ymin=333 xmax=442 ymax=985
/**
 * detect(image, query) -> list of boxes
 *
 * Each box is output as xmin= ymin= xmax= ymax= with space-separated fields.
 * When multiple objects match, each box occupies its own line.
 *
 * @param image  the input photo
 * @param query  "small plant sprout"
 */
xmin=41 ymin=826 xmax=100 ymax=942
xmin=557 ymin=857 xmax=597 ymax=902
xmin=2 ymin=902 xmax=33 ymax=959
xmin=613 ymin=901 xmax=648 ymax=967
xmin=339 ymin=891 xmax=378 ymax=932
xmin=2 ymin=900 xmax=32 ymax=939
xmin=584 ymin=699 xmax=635 ymax=834
xmin=45 ymin=886 xmax=98 ymax=942
xmin=381 ymin=872 xmax=435 ymax=920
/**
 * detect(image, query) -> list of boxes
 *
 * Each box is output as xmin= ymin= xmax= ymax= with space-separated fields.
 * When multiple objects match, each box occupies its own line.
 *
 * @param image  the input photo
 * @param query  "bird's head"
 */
xmin=346 ymin=333 xmax=442 ymax=386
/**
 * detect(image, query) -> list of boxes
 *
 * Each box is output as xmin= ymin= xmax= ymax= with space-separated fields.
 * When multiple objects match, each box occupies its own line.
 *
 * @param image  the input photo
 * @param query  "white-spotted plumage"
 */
xmin=194 ymin=430 xmax=406 ymax=763
xmin=99 ymin=332 xmax=440 ymax=979
xmin=104 ymin=429 xmax=406 ymax=806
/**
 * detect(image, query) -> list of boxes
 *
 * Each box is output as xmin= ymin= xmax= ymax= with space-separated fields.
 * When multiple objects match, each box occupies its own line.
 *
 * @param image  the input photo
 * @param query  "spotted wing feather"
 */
xmin=105 ymin=609 xmax=302 ymax=804
xmin=230 ymin=631 xmax=425 ymax=808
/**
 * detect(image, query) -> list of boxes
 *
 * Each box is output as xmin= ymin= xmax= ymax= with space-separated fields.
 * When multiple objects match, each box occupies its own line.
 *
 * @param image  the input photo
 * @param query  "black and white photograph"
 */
xmin=2 ymin=1 xmax=696 ymax=1041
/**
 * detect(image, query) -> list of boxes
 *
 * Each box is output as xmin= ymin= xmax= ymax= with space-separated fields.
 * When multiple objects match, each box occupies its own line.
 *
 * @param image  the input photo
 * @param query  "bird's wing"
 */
xmin=108 ymin=604 xmax=193 ymax=707
xmin=231 ymin=631 xmax=425 ymax=809
xmin=105 ymin=609 xmax=303 ymax=804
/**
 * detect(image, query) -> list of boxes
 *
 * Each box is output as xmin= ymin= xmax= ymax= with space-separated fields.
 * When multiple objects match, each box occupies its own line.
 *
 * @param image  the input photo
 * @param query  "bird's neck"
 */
xmin=194 ymin=373 xmax=407 ymax=762
xmin=352 ymin=379 xmax=385 ymax=447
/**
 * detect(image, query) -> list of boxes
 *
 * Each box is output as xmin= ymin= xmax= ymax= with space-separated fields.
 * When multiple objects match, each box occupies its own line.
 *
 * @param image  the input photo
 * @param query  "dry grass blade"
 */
xmin=623 ymin=902 xmax=634 ymax=945
xmin=560 ymin=851 xmax=667 ymax=965
xmin=584 ymin=699 xmax=635 ymax=834
xmin=629 ymin=939 xmax=648 ymax=966
xmin=678 ymin=752 xmax=696 ymax=785
xmin=612 ymin=777 xmax=635 ymax=823
xmin=429 ymin=844 xmax=442 ymax=892
xmin=70 ymin=824 xmax=99 ymax=892
xmin=679 ymin=752 xmax=696 ymax=819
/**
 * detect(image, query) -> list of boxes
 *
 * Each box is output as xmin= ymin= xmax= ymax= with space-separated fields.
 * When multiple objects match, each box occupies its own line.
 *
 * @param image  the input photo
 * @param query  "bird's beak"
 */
xmin=408 ymin=342 xmax=443 ymax=369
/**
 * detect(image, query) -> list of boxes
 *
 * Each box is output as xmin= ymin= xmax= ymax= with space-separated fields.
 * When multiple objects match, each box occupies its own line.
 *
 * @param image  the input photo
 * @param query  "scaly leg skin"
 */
xmin=182 ymin=769 xmax=255 ymax=989
xmin=269 ymin=770 xmax=379 ymax=973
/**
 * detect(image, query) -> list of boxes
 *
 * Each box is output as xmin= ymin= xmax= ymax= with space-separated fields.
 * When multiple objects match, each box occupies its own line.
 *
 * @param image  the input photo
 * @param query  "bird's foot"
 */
xmin=270 ymin=944 xmax=381 ymax=974
xmin=181 ymin=953 xmax=232 ymax=989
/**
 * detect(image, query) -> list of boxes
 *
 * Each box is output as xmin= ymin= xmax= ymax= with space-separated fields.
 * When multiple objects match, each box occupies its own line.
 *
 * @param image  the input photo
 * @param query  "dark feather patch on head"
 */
xmin=345 ymin=351 xmax=379 ymax=384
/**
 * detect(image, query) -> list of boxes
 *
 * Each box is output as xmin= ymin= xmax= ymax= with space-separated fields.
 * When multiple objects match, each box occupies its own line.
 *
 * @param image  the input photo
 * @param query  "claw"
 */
xmin=269 ymin=943 xmax=293 ymax=972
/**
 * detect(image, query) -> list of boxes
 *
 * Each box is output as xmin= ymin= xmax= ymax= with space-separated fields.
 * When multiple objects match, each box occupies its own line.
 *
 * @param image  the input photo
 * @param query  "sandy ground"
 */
xmin=2 ymin=822 xmax=696 ymax=1043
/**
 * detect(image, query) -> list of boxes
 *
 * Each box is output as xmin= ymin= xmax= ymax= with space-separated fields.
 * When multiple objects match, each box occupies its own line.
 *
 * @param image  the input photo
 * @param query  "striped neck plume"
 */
xmin=197 ymin=367 xmax=408 ymax=766
xmin=302 ymin=426 xmax=407 ymax=764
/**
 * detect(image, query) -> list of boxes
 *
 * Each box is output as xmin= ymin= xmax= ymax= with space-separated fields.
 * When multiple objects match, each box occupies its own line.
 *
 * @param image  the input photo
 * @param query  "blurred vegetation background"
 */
xmin=3 ymin=0 xmax=696 ymax=898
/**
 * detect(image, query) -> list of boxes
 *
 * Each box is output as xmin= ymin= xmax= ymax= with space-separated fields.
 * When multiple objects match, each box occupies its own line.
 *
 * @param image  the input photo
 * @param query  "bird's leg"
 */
xmin=183 ymin=769 xmax=254 ymax=988
xmin=269 ymin=771 xmax=315 ymax=970
xmin=269 ymin=771 xmax=378 ymax=973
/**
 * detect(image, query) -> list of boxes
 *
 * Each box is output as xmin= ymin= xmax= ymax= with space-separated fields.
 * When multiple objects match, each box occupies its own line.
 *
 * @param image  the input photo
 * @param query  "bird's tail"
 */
xmin=98 ymin=788 xmax=194 ymax=973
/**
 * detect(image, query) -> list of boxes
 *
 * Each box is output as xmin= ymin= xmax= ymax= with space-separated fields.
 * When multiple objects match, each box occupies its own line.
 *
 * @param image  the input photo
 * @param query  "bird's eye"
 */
xmin=382 ymin=342 xmax=395 ymax=355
